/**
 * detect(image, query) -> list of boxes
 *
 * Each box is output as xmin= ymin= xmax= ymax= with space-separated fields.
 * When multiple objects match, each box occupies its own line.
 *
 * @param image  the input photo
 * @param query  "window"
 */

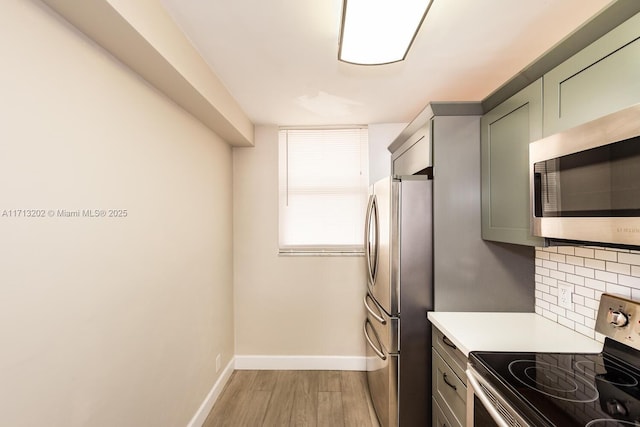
xmin=278 ymin=127 xmax=369 ymax=255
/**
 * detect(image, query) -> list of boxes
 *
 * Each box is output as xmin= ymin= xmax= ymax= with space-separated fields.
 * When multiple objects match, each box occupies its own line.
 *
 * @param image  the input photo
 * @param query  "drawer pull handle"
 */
xmin=443 ymin=373 xmax=457 ymax=391
xmin=442 ymin=336 xmax=457 ymax=350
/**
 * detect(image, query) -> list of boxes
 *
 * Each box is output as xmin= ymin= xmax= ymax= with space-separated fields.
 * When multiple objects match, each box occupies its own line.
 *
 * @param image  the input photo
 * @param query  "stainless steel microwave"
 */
xmin=529 ymin=103 xmax=640 ymax=247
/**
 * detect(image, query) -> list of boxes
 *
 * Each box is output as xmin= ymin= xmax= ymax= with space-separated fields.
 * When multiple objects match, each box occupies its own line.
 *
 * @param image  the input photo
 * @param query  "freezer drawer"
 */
xmin=364 ymin=293 xmax=399 ymax=353
xmin=364 ymin=318 xmax=399 ymax=427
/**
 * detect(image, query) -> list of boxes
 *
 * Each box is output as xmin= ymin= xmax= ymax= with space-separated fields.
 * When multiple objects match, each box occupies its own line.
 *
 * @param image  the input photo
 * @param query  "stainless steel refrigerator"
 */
xmin=363 ymin=174 xmax=433 ymax=427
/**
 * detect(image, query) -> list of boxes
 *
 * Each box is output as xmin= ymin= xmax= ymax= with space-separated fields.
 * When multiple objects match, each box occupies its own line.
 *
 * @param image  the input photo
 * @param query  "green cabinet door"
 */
xmin=481 ymin=79 xmax=544 ymax=246
xmin=544 ymin=12 xmax=640 ymax=136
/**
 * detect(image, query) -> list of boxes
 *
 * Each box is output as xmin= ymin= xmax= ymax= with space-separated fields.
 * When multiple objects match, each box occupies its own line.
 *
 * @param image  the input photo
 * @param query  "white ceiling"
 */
xmin=160 ymin=0 xmax=613 ymax=126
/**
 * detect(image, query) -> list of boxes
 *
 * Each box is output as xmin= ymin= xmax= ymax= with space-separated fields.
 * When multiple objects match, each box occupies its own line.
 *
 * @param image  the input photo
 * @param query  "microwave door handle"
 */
xmin=466 ymin=368 xmax=511 ymax=427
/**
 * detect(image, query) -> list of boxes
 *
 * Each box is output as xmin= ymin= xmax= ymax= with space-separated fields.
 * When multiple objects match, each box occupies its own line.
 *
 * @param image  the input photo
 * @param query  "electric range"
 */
xmin=467 ymin=293 xmax=640 ymax=427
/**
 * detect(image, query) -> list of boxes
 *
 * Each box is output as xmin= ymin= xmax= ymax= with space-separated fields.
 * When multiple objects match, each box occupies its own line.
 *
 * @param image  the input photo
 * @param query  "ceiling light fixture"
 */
xmin=338 ymin=0 xmax=434 ymax=65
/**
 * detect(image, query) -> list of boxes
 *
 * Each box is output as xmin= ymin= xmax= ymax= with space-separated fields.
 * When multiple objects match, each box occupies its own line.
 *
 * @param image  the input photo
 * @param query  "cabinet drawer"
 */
xmin=432 ymin=349 xmax=466 ymax=426
xmin=432 ymin=327 xmax=468 ymax=381
xmin=432 ymin=396 xmax=461 ymax=427
xmin=543 ymin=12 xmax=640 ymax=136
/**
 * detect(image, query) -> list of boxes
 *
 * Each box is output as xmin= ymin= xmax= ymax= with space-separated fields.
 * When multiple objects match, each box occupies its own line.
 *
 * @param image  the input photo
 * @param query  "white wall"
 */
xmin=0 ymin=1 xmax=234 ymax=426
xmin=536 ymin=245 xmax=640 ymax=340
xmin=233 ymin=126 xmax=367 ymax=368
xmin=368 ymin=123 xmax=406 ymax=184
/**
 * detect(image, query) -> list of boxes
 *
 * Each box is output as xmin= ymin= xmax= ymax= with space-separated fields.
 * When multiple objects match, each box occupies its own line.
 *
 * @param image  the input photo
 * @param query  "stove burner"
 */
xmin=575 ymin=359 xmax=639 ymax=387
xmin=585 ymin=419 xmax=639 ymax=426
xmin=508 ymin=360 xmax=599 ymax=402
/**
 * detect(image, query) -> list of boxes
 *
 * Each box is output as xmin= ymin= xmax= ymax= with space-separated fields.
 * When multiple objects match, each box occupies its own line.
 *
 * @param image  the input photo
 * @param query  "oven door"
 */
xmin=466 ymin=366 xmax=530 ymax=427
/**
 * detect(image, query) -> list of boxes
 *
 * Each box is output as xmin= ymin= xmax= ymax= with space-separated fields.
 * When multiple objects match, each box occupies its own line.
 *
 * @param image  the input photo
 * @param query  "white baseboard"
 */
xmin=186 ymin=358 xmax=235 ymax=427
xmin=234 ymin=355 xmax=366 ymax=371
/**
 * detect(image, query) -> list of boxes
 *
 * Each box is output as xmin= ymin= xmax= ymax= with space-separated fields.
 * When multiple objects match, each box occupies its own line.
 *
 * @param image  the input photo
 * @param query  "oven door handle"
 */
xmin=466 ymin=368 xmax=511 ymax=427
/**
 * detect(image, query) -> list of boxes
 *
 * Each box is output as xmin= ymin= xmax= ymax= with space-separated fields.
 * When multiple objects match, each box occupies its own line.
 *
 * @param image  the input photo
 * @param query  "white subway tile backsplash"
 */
xmin=557 ymin=247 xmax=575 ymax=255
xmin=543 ymin=292 xmax=558 ymax=304
xmin=550 ymin=270 xmax=566 ymax=281
xmin=584 ymin=278 xmax=605 ymax=291
xmin=549 ymin=304 xmax=565 ymax=316
xmin=574 ymin=305 xmax=594 ymax=318
xmin=536 ymin=250 xmax=550 ymax=260
xmin=566 ymin=274 xmax=585 ymax=286
xmin=542 ymin=310 xmax=558 ymax=322
xmin=584 ymin=258 xmax=606 ymax=270
xmin=574 ymin=286 xmax=594 ymax=299
xmin=535 ymin=243 xmax=640 ymax=341
xmin=584 ymin=297 xmax=599 ymax=310
xmin=619 ymin=274 xmax=640 ymax=288
xmin=594 ymin=249 xmax=617 ymax=262
xmin=557 ymin=316 xmax=574 ymax=329
xmin=566 ymin=256 xmax=585 ymax=266
xmin=536 ymin=298 xmax=549 ymax=309
xmin=575 ymin=323 xmax=595 ymax=339
xmin=542 ymin=275 xmax=556 ymax=287
xmin=619 ymin=252 xmax=640 ymax=265
xmin=575 ymin=247 xmax=595 ymax=258
xmin=594 ymin=270 xmax=617 ymax=283
xmin=558 ymin=263 xmax=575 ymax=274
xmin=574 ymin=266 xmax=595 ymax=279
xmin=606 ymin=261 xmax=631 ymax=275
xmin=566 ymin=311 xmax=584 ymax=324
xmin=606 ymin=283 xmax=631 ymax=298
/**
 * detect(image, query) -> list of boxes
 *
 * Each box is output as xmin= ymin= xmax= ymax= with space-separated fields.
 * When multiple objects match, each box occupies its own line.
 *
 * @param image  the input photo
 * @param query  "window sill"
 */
xmin=278 ymin=249 xmax=364 ymax=257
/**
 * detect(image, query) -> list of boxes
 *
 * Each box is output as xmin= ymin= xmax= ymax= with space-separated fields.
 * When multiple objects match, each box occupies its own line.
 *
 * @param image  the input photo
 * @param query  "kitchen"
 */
xmin=2 ymin=0 xmax=640 ymax=426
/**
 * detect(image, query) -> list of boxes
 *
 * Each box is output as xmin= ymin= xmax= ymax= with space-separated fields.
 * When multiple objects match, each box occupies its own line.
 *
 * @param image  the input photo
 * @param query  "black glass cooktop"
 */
xmin=470 ymin=339 xmax=640 ymax=427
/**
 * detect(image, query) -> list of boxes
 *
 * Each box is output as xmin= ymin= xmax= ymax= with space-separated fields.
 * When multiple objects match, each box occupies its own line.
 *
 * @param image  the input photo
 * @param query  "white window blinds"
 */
xmin=278 ymin=127 xmax=369 ymax=254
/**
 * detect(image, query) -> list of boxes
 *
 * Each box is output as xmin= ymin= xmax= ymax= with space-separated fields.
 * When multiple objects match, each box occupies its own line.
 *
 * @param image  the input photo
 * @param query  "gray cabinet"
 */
xmin=543 ymin=12 xmax=640 ymax=136
xmin=391 ymin=123 xmax=431 ymax=176
xmin=433 ymin=397 xmax=455 ymax=427
xmin=388 ymin=102 xmax=485 ymax=177
xmin=481 ymin=79 xmax=544 ymax=246
xmin=432 ymin=327 xmax=467 ymax=427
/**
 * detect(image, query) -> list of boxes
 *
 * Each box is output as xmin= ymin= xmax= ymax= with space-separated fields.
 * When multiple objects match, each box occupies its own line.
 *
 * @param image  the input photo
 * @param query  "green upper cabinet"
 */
xmin=481 ymin=79 xmax=544 ymax=246
xmin=543 ymin=12 xmax=640 ymax=136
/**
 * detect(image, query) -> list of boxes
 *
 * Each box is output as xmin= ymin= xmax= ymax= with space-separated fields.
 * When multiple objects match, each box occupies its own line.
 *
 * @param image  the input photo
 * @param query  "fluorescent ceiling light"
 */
xmin=338 ymin=0 xmax=433 ymax=65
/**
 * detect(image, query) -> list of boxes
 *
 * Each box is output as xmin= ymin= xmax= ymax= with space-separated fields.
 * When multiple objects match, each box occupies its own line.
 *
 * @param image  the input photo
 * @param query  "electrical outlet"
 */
xmin=558 ymin=283 xmax=573 ymax=309
xmin=216 ymin=354 xmax=221 ymax=372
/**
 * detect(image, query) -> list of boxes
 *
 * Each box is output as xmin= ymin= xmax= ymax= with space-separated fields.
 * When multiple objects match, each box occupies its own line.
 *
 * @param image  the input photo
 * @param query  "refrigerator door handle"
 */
xmin=364 ymin=319 xmax=387 ymax=361
xmin=364 ymin=294 xmax=386 ymax=325
xmin=364 ymin=194 xmax=379 ymax=286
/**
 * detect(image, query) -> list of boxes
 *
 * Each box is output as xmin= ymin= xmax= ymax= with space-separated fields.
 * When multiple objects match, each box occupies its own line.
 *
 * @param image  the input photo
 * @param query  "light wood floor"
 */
xmin=203 ymin=370 xmax=381 ymax=427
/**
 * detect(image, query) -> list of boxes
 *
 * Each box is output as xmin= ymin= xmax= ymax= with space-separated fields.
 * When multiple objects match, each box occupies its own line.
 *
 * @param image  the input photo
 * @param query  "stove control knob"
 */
xmin=605 ymin=399 xmax=628 ymax=417
xmin=608 ymin=310 xmax=629 ymax=327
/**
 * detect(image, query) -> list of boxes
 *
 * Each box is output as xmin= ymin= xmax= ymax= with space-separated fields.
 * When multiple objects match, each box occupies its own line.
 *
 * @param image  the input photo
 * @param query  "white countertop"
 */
xmin=428 ymin=312 xmax=603 ymax=357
